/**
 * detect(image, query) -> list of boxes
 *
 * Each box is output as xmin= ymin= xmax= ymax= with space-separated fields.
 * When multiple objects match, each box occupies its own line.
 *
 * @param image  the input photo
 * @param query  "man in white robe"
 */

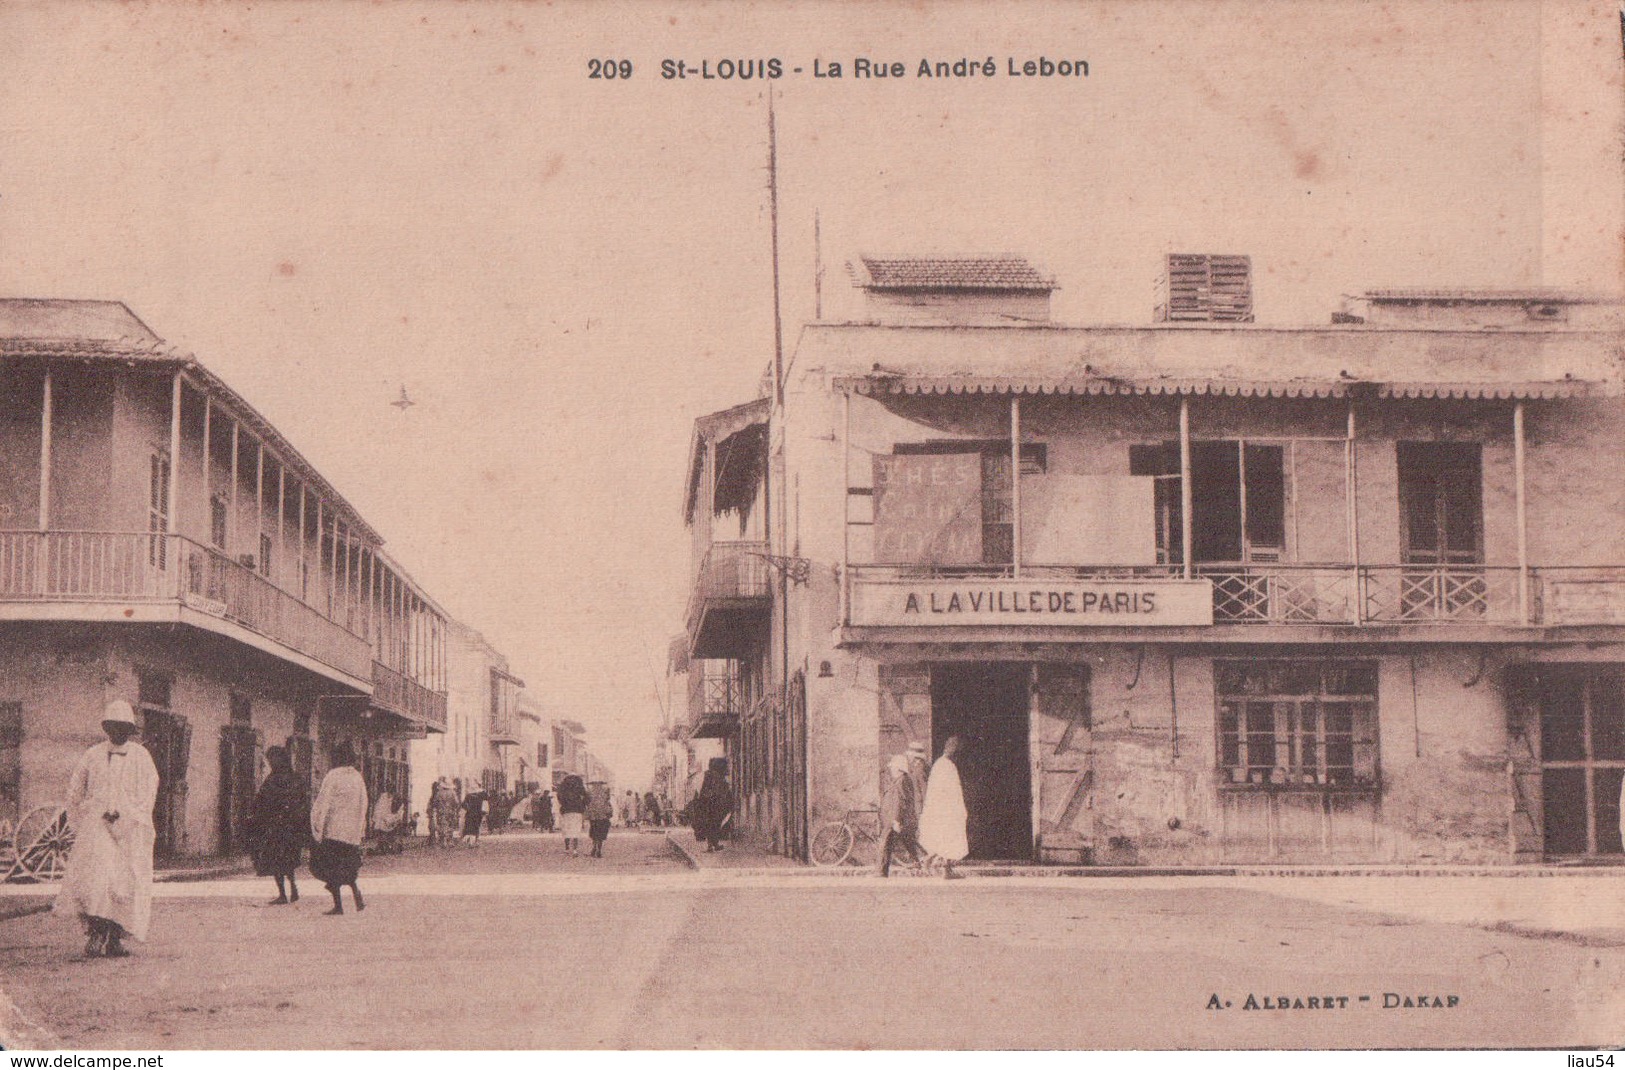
xmin=54 ymin=700 xmax=159 ymax=958
xmin=918 ymin=735 xmax=968 ymax=879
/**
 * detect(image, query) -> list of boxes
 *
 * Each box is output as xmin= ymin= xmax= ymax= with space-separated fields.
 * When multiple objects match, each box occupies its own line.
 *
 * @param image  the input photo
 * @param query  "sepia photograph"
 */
xmin=0 ymin=0 xmax=1622 ymax=1055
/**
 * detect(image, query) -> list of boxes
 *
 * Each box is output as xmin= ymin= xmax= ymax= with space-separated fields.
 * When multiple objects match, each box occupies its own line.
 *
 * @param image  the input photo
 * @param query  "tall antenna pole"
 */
xmin=769 ymin=89 xmax=784 ymax=408
xmin=814 ymin=208 xmax=824 ymax=321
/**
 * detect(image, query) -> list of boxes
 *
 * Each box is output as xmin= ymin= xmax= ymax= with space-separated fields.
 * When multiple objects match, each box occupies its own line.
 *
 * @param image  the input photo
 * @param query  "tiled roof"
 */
xmin=852 ymin=256 xmax=1055 ymax=292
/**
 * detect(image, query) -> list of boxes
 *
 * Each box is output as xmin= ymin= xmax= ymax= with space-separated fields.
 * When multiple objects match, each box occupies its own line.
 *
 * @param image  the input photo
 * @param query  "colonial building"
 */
xmin=682 ymin=257 xmax=1625 ymax=865
xmin=1 ymin=299 xmax=449 ymax=857
xmin=408 ymin=619 xmax=523 ymax=818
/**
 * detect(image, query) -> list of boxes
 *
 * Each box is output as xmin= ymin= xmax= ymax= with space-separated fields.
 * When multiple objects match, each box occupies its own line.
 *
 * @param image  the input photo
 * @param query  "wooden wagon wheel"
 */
xmin=0 ymin=817 xmax=18 ymax=882
xmin=13 ymin=806 xmax=74 ymax=883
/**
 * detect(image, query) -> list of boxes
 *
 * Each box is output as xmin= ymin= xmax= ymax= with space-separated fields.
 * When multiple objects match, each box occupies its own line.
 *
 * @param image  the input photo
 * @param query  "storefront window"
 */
xmin=1216 ymin=660 xmax=1379 ymax=790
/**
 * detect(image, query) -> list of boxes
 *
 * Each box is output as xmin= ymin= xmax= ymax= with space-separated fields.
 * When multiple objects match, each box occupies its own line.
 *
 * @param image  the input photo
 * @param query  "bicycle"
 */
xmin=809 ymin=807 xmax=926 ymax=871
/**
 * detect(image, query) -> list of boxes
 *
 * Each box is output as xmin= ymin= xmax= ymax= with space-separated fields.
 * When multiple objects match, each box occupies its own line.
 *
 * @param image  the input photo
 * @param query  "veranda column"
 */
xmin=1179 ymin=396 xmax=1193 ymax=580
xmin=1514 ymin=401 xmax=1531 ymax=623
xmin=1010 ymin=394 xmax=1022 ymax=579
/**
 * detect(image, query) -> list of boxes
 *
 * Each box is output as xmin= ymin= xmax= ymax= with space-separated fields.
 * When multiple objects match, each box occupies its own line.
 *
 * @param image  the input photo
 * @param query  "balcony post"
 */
xmin=38 ymin=368 xmax=52 ymax=531
xmin=230 ymin=419 xmax=239 ymax=555
xmin=36 ymin=369 xmax=53 ymax=595
xmin=1514 ymin=401 xmax=1531 ymax=623
xmin=1346 ymin=401 xmax=1362 ymax=622
xmin=1010 ymin=394 xmax=1022 ymax=579
xmin=1179 ymin=396 xmax=1192 ymax=580
xmin=298 ymin=485 xmax=307 ymax=603
xmin=841 ymin=389 xmax=850 ymax=627
xmin=168 ymin=373 xmax=183 ymax=582
xmin=277 ymin=464 xmax=286 ymax=586
xmin=255 ymin=439 xmax=264 ymax=571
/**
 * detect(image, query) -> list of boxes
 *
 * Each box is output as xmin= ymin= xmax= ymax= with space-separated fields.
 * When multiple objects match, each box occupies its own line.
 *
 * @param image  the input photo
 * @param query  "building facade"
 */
xmin=683 ymin=259 xmax=1625 ymax=865
xmin=408 ymin=620 xmax=524 ymax=819
xmin=1 ymin=300 xmax=449 ymax=857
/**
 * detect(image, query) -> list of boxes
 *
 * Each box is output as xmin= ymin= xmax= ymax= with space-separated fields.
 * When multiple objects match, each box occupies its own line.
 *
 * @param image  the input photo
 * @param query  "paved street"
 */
xmin=1 ymin=831 xmax=1622 ymax=1050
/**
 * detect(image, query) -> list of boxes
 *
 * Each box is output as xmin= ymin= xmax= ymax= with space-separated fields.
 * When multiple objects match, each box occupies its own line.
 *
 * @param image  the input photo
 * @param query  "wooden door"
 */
xmin=1032 ymin=664 xmax=1093 ymax=863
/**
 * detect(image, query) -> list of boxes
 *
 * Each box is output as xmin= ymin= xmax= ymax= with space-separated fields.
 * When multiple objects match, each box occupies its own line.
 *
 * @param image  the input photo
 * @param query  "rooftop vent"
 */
xmin=1155 ymin=254 xmax=1254 ymax=323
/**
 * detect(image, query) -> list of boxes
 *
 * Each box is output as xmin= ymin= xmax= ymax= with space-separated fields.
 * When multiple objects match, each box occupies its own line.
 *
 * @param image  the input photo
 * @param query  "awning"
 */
xmin=836 ymin=374 xmax=1617 ymax=401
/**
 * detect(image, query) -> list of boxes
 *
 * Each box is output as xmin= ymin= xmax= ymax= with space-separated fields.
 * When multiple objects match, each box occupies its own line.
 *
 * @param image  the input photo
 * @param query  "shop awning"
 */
xmin=835 ymin=373 xmax=1617 ymax=401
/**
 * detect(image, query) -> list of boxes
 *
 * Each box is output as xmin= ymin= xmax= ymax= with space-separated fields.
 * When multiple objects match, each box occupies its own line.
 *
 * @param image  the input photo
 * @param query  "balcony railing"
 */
xmin=686 ymin=540 xmax=772 ymax=657
xmin=0 ymin=530 xmax=372 ymax=680
xmin=846 ymin=562 xmax=1625 ymax=627
xmin=372 ymin=660 xmax=449 ymax=732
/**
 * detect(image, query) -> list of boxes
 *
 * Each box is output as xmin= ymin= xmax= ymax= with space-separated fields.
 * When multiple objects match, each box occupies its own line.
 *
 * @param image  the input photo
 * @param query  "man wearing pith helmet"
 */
xmin=53 ymin=699 xmax=159 ymax=959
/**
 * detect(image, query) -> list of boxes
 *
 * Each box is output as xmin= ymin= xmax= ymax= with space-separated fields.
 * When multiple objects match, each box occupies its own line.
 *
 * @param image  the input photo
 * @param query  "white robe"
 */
xmin=54 ymin=741 xmax=159 ymax=941
xmin=917 ymin=756 xmax=969 ymax=861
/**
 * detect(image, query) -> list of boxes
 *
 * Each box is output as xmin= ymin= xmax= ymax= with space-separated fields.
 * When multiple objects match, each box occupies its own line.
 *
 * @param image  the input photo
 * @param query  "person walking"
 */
xmin=918 ymin=736 xmax=969 ymax=880
xmin=556 ymin=774 xmax=587 ymax=856
xmin=246 ymin=745 xmax=309 ymax=905
xmin=643 ymin=790 xmax=662 ymax=829
xmin=309 ymin=741 xmax=368 ymax=915
xmin=534 ymin=789 xmax=554 ymax=832
xmin=460 ymin=786 xmax=487 ymax=847
xmin=906 ymin=741 xmax=931 ymax=815
xmin=54 ymin=700 xmax=159 ymax=958
xmin=657 ymin=792 xmax=673 ymax=827
xmin=586 ymin=779 xmax=614 ymax=857
xmin=691 ymin=758 xmax=732 ymax=853
xmin=876 ymin=753 xmax=923 ymax=878
xmin=431 ymin=780 xmax=459 ymax=847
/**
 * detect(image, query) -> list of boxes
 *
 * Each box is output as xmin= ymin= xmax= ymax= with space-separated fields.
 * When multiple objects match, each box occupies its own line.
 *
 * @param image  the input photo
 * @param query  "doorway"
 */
xmin=1538 ymin=666 xmax=1624 ymax=857
xmin=929 ymin=663 xmax=1032 ymax=860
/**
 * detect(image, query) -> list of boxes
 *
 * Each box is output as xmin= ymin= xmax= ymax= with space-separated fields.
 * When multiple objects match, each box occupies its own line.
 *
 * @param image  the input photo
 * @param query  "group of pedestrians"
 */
xmin=876 ymin=736 xmax=969 ymax=879
xmin=616 ymin=789 xmax=673 ymax=828
xmin=246 ymin=737 xmax=372 ymax=915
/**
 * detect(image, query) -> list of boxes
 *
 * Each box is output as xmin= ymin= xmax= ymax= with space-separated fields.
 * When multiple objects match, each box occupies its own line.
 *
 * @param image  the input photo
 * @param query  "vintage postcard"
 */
xmin=0 ymin=0 xmax=1622 ymax=1056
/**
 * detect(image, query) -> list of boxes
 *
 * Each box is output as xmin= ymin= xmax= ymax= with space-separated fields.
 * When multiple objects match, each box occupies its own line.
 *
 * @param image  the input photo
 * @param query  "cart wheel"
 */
xmin=809 ymin=821 xmax=855 ymax=867
xmin=14 ymin=806 xmax=74 ymax=883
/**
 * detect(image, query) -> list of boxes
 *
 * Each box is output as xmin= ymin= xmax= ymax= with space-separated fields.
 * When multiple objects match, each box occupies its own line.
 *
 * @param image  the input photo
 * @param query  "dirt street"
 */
xmin=0 ymin=831 xmax=1620 ymax=1050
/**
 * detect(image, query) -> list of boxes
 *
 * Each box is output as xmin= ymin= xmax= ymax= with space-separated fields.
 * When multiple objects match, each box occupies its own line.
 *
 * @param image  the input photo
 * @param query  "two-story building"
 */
xmin=682 ymin=257 xmax=1625 ymax=865
xmin=1 ymin=299 xmax=449 ymax=858
xmin=408 ymin=619 xmax=523 ymax=818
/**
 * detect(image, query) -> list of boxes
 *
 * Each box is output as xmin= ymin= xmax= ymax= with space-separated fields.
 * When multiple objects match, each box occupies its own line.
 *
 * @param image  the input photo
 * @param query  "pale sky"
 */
xmin=2 ymin=0 xmax=1620 ymax=786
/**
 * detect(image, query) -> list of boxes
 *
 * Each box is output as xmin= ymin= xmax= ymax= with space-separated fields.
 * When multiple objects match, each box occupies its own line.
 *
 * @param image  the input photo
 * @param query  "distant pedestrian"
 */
xmin=371 ymin=789 xmax=404 ymax=853
xmin=54 ymin=700 xmax=159 ymax=958
xmin=644 ymin=791 xmax=662 ymax=828
xmin=430 ymin=780 xmax=459 ymax=847
xmin=310 ymin=741 xmax=368 ymax=915
xmin=246 ymin=746 xmax=309 ymax=905
xmin=620 ymin=790 xmax=638 ymax=828
xmin=586 ymin=780 xmax=614 ymax=857
xmin=556 ymin=774 xmax=587 ymax=856
xmin=535 ymin=789 xmax=555 ymax=833
xmin=460 ymin=788 xmax=487 ymax=846
xmin=657 ymin=792 xmax=673 ymax=827
xmin=691 ymin=758 xmax=732 ymax=853
xmin=918 ymin=736 xmax=968 ymax=880
xmin=876 ymin=753 xmax=923 ymax=878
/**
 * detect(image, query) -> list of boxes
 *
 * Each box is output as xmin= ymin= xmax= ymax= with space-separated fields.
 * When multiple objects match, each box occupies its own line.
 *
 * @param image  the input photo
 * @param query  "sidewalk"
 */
xmin=665 ymin=830 xmax=807 ymax=870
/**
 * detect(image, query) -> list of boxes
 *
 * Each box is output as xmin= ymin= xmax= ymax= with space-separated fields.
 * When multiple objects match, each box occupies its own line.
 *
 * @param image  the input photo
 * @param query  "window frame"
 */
xmin=1215 ymin=659 xmax=1381 ymax=793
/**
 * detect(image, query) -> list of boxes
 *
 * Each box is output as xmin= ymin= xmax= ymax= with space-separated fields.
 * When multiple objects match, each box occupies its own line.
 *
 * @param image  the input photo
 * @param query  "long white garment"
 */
xmin=53 ymin=741 xmax=160 ymax=941
xmin=311 ymin=765 xmax=368 ymax=846
xmin=917 ymin=756 xmax=969 ymax=861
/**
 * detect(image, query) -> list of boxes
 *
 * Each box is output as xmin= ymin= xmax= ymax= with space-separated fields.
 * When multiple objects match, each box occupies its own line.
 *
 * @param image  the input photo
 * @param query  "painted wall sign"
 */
xmin=1545 ymin=580 xmax=1625 ymax=624
xmin=871 ymin=452 xmax=983 ymax=565
xmin=849 ymin=578 xmax=1215 ymax=627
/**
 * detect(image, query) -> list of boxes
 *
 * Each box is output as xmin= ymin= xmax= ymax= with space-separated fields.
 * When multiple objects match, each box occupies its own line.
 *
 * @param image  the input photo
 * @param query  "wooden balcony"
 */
xmin=686 ymin=540 xmax=772 ymax=659
xmin=371 ymin=659 xmax=449 ymax=733
xmin=686 ymin=659 xmax=743 ymax=739
xmin=0 ymin=530 xmax=373 ymax=686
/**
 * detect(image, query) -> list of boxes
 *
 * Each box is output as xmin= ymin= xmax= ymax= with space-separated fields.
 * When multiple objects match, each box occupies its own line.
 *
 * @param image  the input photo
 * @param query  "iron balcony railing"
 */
xmin=0 ymin=530 xmax=373 ymax=680
xmin=372 ymin=660 xmax=449 ymax=733
xmin=685 ymin=540 xmax=772 ymax=638
xmin=846 ymin=562 xmax=1625 ymax=627
xmin=688 ymin=660 xmax=744 ymax=719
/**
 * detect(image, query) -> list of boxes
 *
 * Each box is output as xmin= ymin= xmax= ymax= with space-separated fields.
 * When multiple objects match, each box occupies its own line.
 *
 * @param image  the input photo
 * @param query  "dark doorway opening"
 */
xmin=930 ymin=662 xmax=1032 ymax=860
